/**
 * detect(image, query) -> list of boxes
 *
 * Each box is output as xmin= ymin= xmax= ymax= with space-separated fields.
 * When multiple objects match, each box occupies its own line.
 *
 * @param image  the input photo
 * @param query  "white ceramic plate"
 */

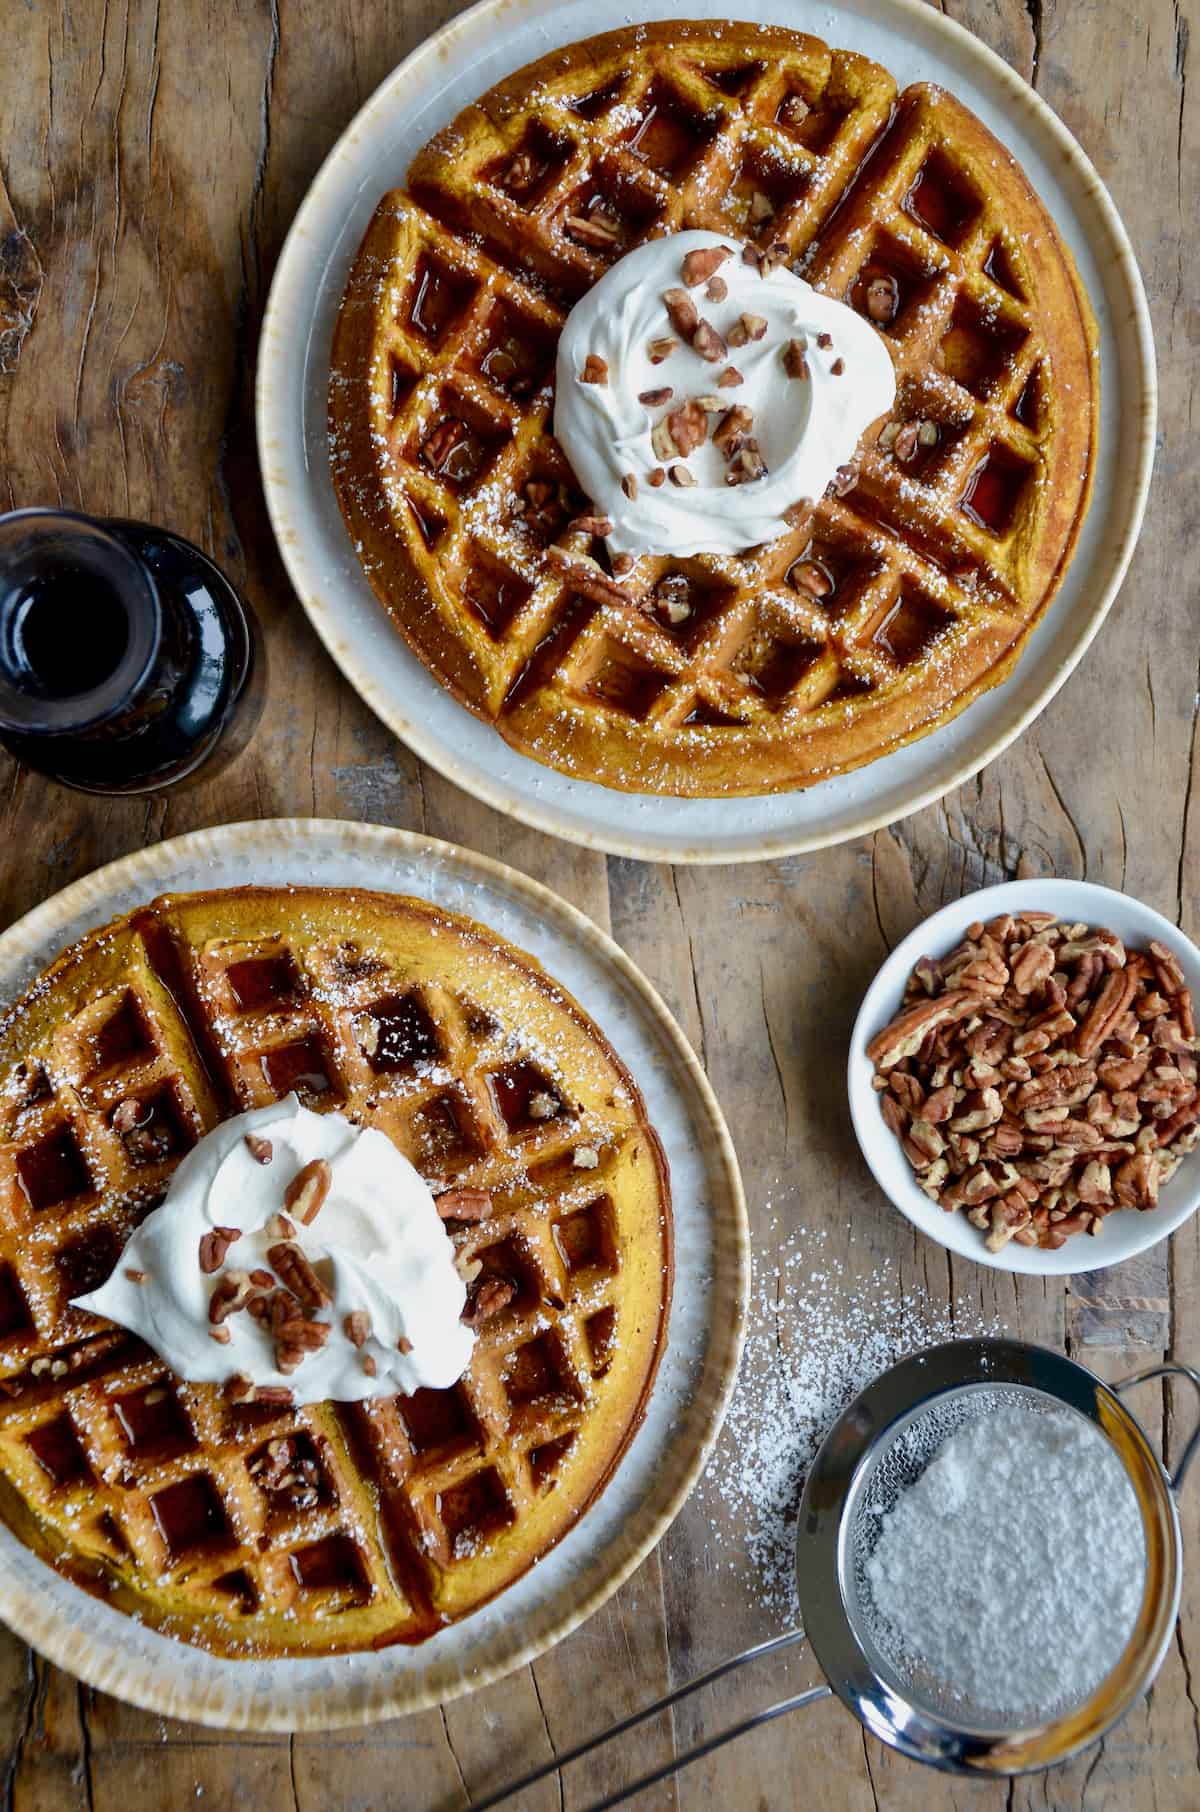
xmin=0 ymin=821 xmax=747 ymax=1729
xmin=256 ymin=0 xmax=1154 ymax=864
xmin=848 ymin=880 xmax=1200 ymax=1275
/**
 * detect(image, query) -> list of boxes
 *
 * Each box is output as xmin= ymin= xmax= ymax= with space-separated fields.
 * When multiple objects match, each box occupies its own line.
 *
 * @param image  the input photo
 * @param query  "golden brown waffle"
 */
xmin=329 ymin=21 xmax=1098 ymax=796
xmin=0 ymin=887 xmax=671 ymax=1656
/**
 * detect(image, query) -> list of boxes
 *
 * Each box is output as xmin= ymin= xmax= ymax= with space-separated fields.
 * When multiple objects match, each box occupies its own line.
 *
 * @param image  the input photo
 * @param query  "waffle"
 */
xmin=329 ymin=21 xmax=1098 ymax=796
xmin=0 ymin=887 xmax=671 ymax=1656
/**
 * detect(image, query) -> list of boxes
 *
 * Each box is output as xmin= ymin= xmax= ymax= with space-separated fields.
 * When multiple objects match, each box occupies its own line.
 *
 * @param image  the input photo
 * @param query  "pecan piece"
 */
xmin=866 ymin=990 xmax=986 ymax=1070
xmin=782 ymin=339 xmax=810 ymax=380
xmin=284 ymin=1157 xmax=333 ymax=1227
xmin=267 ymin=1242 xmax=332 ymax=1312
xmin=1076 ymin=969 xmax=1137 ymax=1059
xmin=691 ymin=318 xmax=727 ymax=362
xmin=435 ymin=1186 xmax=493 ymax=1223
xmin=666 ymin=398 xmax=709 ymax=457
xmin=209 ymin=1270 xmax=256 ymax=1325
xmin=199 ymin=1226 xmax=242 ymax=1274
xmin=1113 ymin=1151 xmax=1159 ymax=1209
xmin=343 ymin=1310 xmax=371 ymax=1347
xmin=864 ymin=275 xmax=899 ymax=323
xmin=580 ymin=354 xmax=609 ymax=385
xmin=462 ymin=1277 xmax=516 ymax=1328
xmin=712 ymin=405 xmax=753 ymax=458
xmin=725 ymin=442 xmax=766 ymax=485
xmin=662 ymin=287 xmax=700 ymax=340
xmin=275 ymin=1318 xmax=332 ymax=1375
xmin=245 ymin=1134 xmax=274 ymax=1165
xmin=681 ymin=245 xmax=731 ymax=287
xmin=727 ymin=313 xmax=768 ymax=348
xmin=566 ymin=212 xmax=620 ymax=250
xmin=545 ymin=546 xmax=632 ymax=607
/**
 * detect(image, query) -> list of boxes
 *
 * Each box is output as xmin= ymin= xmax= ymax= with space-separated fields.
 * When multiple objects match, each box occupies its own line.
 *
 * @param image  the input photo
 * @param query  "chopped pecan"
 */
xmin=692 ymin=319 xmax=727 ymax=362
xmin=681 ymin=245 xmax=731 ymax=287
xmin=864 ymin=275 xmax=899 ymax=323
xmin=726 ymin=442 xmax=766 ymax=485
xmin=662 ymin=287 xmax=700 ymax=340
xmin=435 ymin=1186 xmax=493 ymax=1223
xmin=422 ymin=419 xmax=467 ymax=472
xmin=266 ymin=1242 xmax=332 ymax=1312
xmin=728 ymin=312 xmax=768 ymax=348
xmin=566 ymin=211 xmax=620 ymax=250
xmin=284 ymin=1158 xmax=333 ymax=1227
xmin=580 ymin=353 xmax=609 ymax=385
xmin=275 ymin=1318 xmax=332 ymax=1375
xmin=866 ymin=989 xmax=985 ymax=1070
xmin=208 ymin=1270 xmax=257 ymax=1324
xmin=712 ymin=405 xmax=754 ymax=458
xmin=545 ymin=546 xmax=632 ymax=607
xmin=199 ymin=1226 xmax=242 ymax=1274
xmin=462 ymin=1277 xmax=515 ymax=1328
xmin=666 ymin=398 xmax=709 ymax=456
xmin=343 ymin=1310 xmax=371 ymax=1347
xmin=782 ymin=339 xmax=810 ymax=380
xmin=1076 ymin=969 xmax=1137 ymax=1059
xmin=245 ymin=1134 xmax=274 ymax=1165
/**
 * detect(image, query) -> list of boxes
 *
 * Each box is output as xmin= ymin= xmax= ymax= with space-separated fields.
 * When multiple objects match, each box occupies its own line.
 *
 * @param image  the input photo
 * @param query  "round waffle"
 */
xmin=0 ymin=886 xmax=671 ymax=1657
xmin=329 ymin=20 xmax=1098 ymax=797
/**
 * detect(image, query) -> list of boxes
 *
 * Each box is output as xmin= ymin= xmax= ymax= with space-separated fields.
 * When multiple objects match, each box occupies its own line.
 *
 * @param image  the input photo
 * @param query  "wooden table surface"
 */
xmin=0 ymin=0 xmax=1196 ymax=1805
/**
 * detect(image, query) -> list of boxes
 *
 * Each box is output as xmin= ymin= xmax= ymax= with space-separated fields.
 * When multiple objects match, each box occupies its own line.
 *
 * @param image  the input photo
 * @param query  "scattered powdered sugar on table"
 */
xmin=707 ymin=1219 xmax=1004 ymax=1621
xmin=864 ymin=1403 xmax=1146 ymax=1719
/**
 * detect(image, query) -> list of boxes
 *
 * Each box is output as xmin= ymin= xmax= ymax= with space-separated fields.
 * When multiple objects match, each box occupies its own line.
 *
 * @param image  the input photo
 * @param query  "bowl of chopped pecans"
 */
xmin=848 ymin=881 xmax=1200 ymax=1274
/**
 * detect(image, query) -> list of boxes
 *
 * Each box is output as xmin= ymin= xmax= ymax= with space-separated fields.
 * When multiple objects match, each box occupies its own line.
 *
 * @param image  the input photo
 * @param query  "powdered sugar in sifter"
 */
xmin=468 ymin=1338 xmax=1200 ymax=1809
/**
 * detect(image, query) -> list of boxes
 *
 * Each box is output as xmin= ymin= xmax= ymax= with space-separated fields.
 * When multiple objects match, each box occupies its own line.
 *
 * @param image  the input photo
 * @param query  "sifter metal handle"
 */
xmin=466 ymin=1625 xmax=829 ymax=1811
xmin=1114 ymin=1361 xmax=1200 ymax=1493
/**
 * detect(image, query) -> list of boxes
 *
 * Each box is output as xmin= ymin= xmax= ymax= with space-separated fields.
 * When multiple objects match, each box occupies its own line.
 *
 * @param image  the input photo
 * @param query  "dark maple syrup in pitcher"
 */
xmin=0 ymin=508 xmax=264 ymax=793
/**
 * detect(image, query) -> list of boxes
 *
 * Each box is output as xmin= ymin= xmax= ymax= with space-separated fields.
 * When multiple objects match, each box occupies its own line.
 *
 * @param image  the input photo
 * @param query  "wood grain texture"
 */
xmin=0 ymin=0 xmax=1195 ymax=1805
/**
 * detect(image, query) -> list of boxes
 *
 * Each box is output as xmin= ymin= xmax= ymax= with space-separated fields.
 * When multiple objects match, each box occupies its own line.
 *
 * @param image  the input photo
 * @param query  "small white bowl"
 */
xmin=848 ymin=879 xmax=1200 ymax=1274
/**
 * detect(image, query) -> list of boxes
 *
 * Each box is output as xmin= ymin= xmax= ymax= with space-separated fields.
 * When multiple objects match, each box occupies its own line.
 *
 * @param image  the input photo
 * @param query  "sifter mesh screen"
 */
xmin=838 ymin=1382 xmax=1147 ymax=1735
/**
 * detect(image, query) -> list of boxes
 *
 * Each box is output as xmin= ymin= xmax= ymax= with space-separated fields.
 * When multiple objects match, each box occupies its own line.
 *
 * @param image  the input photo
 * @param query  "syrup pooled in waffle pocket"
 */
xmin=0 ymin=887 xmax=671 ymax=1656
xmin=329 ymin=21 xmax=1097 ymax=796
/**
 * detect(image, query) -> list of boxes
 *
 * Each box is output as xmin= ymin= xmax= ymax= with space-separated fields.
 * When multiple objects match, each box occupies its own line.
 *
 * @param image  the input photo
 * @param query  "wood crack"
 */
xmin=1 ymin=1648 xmax=37 ymax=1812
xmin=287 ymin=1729 xmax=301 ymax=1812
xmin=1024 ymin=0 xmax=1044 ymax=87
xmin=437 ymin=1705 xmax=471 ymax=1807
xmin=760 ymin=960 xmax=789 ymax=1150
xmin=859 ymin=1729 xmax=881 ymax=1812
xmin=527 ymin=1669 xmax=563 ymax=1812
xmin=76 ymin=1681 xmax=96 ymax=1812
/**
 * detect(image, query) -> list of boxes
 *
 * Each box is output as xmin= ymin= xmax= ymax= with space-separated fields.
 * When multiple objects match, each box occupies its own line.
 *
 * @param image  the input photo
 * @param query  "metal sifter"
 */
xmin=469 ymin=1339 xmax=1200 ymax=1810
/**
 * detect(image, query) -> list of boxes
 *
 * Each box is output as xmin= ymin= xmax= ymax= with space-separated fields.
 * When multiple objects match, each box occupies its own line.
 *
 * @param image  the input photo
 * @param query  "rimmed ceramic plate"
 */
xmin=0 ymin=820 xmax=747 ymax=1730
xmin=848 ymin=879 xmax=1200 ymax=1275
xmin=256 ymin=0 xmax=1154 ymax=864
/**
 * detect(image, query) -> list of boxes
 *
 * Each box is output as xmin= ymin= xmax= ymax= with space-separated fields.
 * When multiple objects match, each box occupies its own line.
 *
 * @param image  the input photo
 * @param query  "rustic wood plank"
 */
xmin=0 ymin=0 xmax=1194 ymax=1805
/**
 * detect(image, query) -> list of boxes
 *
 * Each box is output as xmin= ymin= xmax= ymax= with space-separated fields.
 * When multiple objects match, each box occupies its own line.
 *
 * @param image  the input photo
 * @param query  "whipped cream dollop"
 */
xmin=554 ymin=230 xmax=895 ymax=558
xmin=75 ymin=1097 xmax=476 ymax=1407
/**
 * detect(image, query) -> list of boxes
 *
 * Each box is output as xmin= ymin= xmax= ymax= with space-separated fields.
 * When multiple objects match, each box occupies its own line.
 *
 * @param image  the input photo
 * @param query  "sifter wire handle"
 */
xmin=466 ymin=1625 xmax=826 ymax=1811
xmin=1114 ymin=1361 xmax=1200 ymax=1492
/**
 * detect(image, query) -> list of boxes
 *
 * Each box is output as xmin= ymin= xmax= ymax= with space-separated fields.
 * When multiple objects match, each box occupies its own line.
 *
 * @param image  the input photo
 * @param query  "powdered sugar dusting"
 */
xmin=706 ymin=1216 xmax=1003 ymax=1621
